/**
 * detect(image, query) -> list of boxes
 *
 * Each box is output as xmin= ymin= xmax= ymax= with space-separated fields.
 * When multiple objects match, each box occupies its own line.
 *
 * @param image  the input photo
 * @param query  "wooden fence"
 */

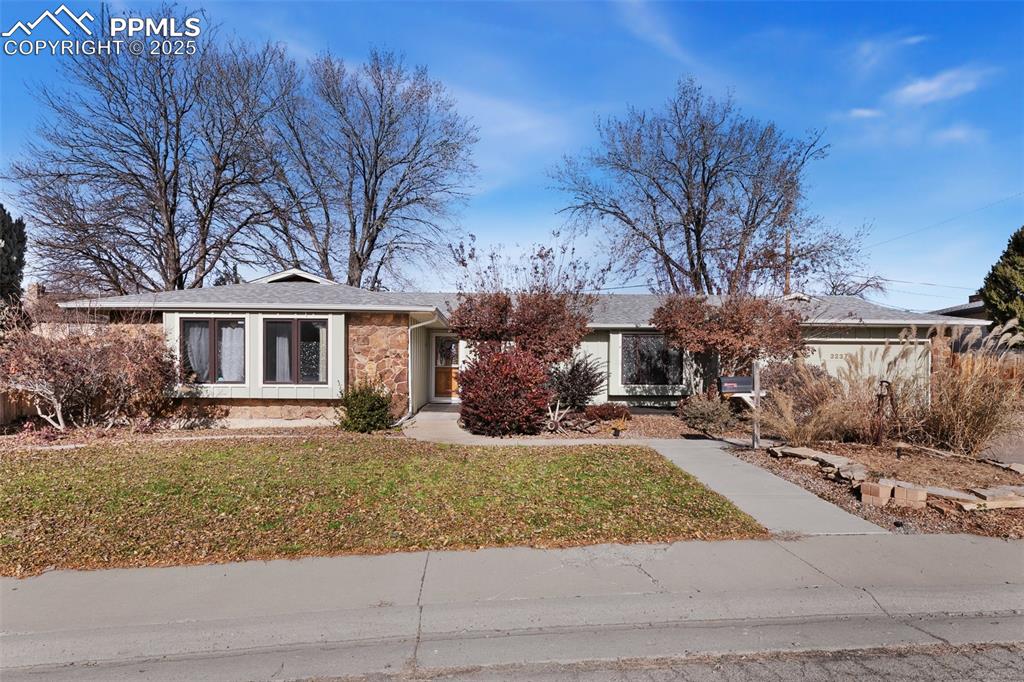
xmin=0 ymin=393 xmax=31 ymax=426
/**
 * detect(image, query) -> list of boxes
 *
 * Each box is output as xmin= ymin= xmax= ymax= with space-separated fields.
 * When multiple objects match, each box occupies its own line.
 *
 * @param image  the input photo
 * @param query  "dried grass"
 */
xmin=761 ymin=321 xmax=1024 ymax=455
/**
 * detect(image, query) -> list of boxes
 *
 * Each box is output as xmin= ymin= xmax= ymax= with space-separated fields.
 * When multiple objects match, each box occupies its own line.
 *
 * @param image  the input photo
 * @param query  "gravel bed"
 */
xmin=732 ymin=446 xmax=1024 ymax=539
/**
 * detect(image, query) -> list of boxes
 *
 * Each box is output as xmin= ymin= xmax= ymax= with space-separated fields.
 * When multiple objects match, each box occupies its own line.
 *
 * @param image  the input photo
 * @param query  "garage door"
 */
xmin=804 ymin=341 xmax=930 ymax=382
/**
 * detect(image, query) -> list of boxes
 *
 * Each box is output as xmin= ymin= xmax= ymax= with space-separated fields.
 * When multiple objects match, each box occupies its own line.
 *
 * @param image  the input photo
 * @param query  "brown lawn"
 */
xmin=0 ymin=434 xmax=765 ymax=576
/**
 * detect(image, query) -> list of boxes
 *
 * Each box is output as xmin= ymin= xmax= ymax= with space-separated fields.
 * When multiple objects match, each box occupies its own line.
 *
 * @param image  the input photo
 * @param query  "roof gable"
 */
xmin=250 ymin=268 xmax=338 ymax=285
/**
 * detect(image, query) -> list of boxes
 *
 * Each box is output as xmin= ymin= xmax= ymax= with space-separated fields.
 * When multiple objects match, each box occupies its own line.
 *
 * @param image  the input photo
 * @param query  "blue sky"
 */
xmin=1 ymin=1 xmax=1022 ymax=310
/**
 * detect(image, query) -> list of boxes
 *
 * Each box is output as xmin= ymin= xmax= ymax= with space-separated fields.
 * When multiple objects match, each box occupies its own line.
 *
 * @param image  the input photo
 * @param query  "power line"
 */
xmin=841 ymin=274 xmax=975 ymax=291
xmin=867 ymin=192 xmax=1024 ymax=249
xmin=882 ymin=287 xmax=962 ymax=301
xmin=594 ymin=275 xmax=975 ymax=294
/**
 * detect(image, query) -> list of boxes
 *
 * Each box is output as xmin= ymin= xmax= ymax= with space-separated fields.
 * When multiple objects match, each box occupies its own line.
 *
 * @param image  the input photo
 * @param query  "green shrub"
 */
xmin=678 ymin=394 xmax=736 ymax=436
xmin=336 ymin=381 xmax=393 ymax=433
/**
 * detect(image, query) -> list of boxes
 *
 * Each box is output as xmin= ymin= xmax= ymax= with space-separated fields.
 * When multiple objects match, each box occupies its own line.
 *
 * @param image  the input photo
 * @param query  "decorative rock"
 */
xmin=837 ymin=464 xmax=869 ymax=482
xmin=924 ymin=486 xmax=981 ymax=503
xmin=777 ymin=446 xmax=821 ymax=459
xmin=970 ymin=487 xmax=1021 ymax=501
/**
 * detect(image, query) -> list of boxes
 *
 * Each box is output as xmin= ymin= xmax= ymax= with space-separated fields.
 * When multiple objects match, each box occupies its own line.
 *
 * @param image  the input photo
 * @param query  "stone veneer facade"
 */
xmin=193 ymin=399 xmax=337 ymax=421
xmin=346 ymin=312 xmax=410 ymax=416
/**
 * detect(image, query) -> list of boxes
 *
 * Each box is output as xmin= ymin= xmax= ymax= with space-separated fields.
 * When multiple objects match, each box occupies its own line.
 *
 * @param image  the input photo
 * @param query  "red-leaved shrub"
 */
xmin=459 ymin=349 xmax=552 ymax=436
xmin=583 ymin=402 xmax=632 ymax=422
xmin=0 ymin=324 xmax=183 ymax=430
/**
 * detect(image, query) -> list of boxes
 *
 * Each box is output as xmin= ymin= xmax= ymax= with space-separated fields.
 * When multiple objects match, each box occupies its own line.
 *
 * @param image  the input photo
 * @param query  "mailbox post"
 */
xmin=752 ymin=360 xmax=761 ymax=450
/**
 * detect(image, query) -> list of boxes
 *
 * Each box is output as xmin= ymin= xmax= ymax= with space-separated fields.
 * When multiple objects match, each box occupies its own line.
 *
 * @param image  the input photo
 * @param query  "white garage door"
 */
xmin=805 ymin=341 xmax=930 ymax=383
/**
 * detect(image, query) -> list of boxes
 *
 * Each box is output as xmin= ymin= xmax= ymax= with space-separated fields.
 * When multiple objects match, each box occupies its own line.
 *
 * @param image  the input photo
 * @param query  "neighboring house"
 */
xmin=59 ymin=268 xmax=985 ymax=421
xmin=931 ymin=294 xmax=989 ymax=321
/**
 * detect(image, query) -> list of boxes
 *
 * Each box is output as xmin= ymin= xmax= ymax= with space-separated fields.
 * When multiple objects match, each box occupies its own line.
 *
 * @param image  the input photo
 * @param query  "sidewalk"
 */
xmin=404 ymin=406 xmax=885 ymax=536
xmin=3 ymin=534 xmax=1022 ymax=680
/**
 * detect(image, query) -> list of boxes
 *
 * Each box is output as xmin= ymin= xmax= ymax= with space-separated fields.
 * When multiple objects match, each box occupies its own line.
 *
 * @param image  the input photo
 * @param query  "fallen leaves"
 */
xmin=1 ymin=434 xmax=766 ymax=576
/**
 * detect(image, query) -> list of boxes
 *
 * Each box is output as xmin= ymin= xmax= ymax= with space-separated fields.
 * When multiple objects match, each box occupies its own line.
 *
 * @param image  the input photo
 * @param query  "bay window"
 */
xmin=263 ymin=319 xmax=328 ymax=384
xmin=180 ymin=318 xmax=246 ymax=384
xmin=620 ymin=334 xmax=684 ymax=386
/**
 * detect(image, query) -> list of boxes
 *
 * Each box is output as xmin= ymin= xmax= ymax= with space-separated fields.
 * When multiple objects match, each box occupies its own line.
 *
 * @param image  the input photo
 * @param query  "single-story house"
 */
xmin=931 ymin=294 xmax=989 ymax=321
xmin=59 ymin=268 xmax=985 ymax=421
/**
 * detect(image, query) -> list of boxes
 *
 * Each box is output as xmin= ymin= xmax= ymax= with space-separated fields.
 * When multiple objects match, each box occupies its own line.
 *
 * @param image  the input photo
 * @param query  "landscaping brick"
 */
xmin=860 ymin=481 xmax=892 ymax=507
xmin=893 ymin=486 xmax=927 ymax=509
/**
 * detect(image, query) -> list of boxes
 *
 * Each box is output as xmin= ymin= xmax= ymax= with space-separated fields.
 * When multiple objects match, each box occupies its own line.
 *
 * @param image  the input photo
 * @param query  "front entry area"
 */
xmin=431 ymin=334 xmax=459 ymax=402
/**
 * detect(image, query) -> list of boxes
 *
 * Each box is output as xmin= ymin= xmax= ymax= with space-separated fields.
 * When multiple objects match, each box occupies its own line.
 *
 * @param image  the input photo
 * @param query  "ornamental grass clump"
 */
xmin=918 ymin=322 xmax=1024 ymax=455
xmin=759 ymin=342 xmax=927 ymax=447
xmin=548 ymin=353 xmax=606 ymax=413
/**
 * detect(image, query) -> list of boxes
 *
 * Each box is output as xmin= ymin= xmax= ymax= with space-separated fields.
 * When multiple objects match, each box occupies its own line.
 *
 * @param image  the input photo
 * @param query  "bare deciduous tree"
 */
xmin=10 ymin=9 xmax=284 ymax=293
xmin=554 ymin=78 xmax=877 ymax=297
xmin=249 ymin=49 xmax=478 ymax=289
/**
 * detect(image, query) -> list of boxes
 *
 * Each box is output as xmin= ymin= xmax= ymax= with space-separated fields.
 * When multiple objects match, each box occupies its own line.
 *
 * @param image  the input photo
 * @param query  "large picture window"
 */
xmin=180 ymin=318 xmax=246 ymax=384
xmin=621 ymin=334 xmax=684 ymax=386
xmin=263 ymin=319 xmax=328 ymax=384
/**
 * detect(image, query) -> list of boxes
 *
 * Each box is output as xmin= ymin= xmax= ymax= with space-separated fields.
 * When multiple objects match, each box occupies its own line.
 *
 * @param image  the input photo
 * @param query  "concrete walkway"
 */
xmin=404 ymin=406 xmax=885 ymax=536
xmin=3 ymin=534 xmax=1022 ymax=680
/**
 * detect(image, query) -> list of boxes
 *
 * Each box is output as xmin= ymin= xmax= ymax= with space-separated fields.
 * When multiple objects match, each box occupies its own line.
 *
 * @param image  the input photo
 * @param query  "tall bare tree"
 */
xmin=247 ymin=49 xmax=477 ymax=289
xmin=555 ymin=78 xmax=876 ymax=297
xmin=9 ymin=9 xmax=284 ymax=293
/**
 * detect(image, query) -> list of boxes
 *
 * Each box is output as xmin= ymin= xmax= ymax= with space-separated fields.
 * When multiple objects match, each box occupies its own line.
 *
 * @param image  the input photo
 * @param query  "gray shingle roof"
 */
xmin=61 ymin=284 xmax=983 ymax=327
xmin=930 ymin=300 xmax=986 ymax=316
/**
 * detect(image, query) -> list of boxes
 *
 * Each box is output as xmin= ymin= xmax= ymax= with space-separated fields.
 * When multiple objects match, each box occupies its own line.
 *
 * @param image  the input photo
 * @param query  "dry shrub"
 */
xmin=677 ymin=394 xmax=736 ymax=436
xmin=584 ymin=402 xmax=632 ymax=422
xmin=761 ymin=342 xmax=926 ymax=446
xmin=918 ymin=322 xmax=1024 ymax=455
xmin=761 ymin=322 xmax=1024 ymax=454
xmin=0 ymin=322 xmax=186 ymax=430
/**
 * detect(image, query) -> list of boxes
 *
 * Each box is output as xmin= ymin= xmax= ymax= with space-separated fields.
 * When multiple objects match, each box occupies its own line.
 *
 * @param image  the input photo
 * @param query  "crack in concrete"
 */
xmin=632 ymin=561 xmax=665 ymax=592
xmin=770 ymin=539 xmax=846 ymax=588
xmin=859 ymin=586 xmax=894 ymax=618
xmin=409 ymin=552 xmax=431 ymax=672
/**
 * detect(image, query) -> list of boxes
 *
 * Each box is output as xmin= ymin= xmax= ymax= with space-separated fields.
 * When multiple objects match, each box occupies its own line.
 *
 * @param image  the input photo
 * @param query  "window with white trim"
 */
xmin=180 ymin=318 xmax=246 ymax=384
xmin=620 ymin=334 xmax=685 ymax=386
xmin=263 ymin=319 xmax=328 ymax=384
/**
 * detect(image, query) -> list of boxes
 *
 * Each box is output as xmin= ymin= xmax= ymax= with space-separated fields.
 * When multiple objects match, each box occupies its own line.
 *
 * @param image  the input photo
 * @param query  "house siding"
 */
xmin=164 ymin=311 xmax=346 ymax=400
xmin=410 ymin=323 xmax=431 ymax=412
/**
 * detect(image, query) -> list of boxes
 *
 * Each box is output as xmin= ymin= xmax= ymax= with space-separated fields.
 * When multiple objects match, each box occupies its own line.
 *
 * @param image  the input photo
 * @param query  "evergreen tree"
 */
xmin=0 ymin=204 xmax=27 ymax=304
xmin=979 ymin=225 xmax=1024 ymax=325
xmin=212 ymin=263 xmax=242 ymax=286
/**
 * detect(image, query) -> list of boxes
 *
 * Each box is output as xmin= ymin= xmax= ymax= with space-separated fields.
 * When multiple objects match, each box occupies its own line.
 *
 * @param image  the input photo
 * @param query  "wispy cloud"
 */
xmin=848 ymin=108 xmax=883 ymax=119
xmin=852 ymin=33 xmax=929 ymax=74
xmin=451 ymin=88 xmax=575 ymax=193
xmin=932 ymin=123 xmax=985 ymax=145
xmin=614 ymin=0 xmax=693 ymax=65
xmin=890 ymin=66 xmax=992 ymax=106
